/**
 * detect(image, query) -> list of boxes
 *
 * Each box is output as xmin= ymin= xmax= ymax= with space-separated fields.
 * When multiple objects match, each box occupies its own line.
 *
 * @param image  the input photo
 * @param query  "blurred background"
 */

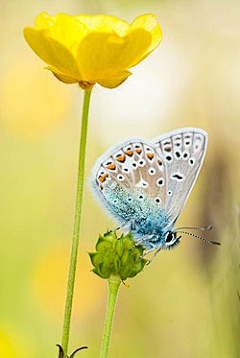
xmin=0 ymin=0 xmax=239 ymax=357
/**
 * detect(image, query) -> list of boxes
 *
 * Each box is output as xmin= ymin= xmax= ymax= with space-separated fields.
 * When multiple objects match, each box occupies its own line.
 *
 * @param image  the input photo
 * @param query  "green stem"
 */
xmin=100 ymin=275 xmax=122 ymax=358
xmin=61 ymin=89 xmax=92 ymax=357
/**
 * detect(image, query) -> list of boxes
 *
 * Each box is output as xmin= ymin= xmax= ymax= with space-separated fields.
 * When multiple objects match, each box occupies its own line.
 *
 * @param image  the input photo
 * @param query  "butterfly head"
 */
xmin=132 ymin=221 xmax=181 ymax=251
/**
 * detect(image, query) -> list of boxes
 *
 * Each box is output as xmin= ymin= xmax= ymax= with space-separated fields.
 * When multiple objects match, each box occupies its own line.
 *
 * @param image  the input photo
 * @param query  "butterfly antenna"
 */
xmin=175 ymin=225 xmax=213 ymax=231
xmin=176 ymin=230 xmax=221 ymax=246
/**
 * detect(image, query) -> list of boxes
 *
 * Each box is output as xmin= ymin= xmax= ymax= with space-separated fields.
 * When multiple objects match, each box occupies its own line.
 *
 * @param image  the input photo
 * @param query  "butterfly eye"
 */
xmin=164 ymin=231 xmax=176 ymax=244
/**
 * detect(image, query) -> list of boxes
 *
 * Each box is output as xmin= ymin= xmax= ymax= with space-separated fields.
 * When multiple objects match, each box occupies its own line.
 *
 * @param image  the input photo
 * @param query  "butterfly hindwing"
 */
xmin=153 ymin=128 xmax=208 ymax=229
xmin=91 ymin=138 xmax=167 ymax=225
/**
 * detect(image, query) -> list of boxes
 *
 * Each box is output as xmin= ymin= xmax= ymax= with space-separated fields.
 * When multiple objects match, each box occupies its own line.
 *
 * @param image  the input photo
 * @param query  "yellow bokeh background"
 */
xmin=0 ymin=0 xmax=239 ymax=357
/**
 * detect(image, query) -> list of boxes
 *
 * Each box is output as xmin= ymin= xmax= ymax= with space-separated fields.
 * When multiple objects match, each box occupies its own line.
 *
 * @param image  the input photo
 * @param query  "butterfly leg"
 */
xmin=131 ymin=234 xmax=155 ymax=249
xmin=139 ymin=242 xmax=157 ymax=259
xmin=147 ymin=246 xmax=162 ymax=264
xmin=104 ymin=227 xmax=120 ymax=236
xmin=104 ymin=220 xmax=135 ymax=236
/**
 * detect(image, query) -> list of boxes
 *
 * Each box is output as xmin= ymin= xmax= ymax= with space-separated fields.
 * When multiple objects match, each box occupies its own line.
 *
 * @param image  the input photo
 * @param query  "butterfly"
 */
xmin=91 ymin=127 xmax=219 ymax=261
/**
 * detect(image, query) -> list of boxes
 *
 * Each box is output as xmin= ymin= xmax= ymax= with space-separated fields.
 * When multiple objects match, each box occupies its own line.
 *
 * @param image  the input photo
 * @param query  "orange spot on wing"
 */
xmin=157 ymin=159 xmax=163 ymax=165
xmin=125 ymin=150 xmax=133 ymax=156
xmin=99 ymin=173 xmax=108 ymax=183
xmin=164 ymin=146 xmax=172 ymax=152
xmin=147 ymin=153 xmax=154 ymax=159
xmin=116 ymin=155 xmax=126 ymax=162
xmin=136 ymin=149 xmax=142 ymax=154
xmin=106 ymin=163 xmax=116 ymax=170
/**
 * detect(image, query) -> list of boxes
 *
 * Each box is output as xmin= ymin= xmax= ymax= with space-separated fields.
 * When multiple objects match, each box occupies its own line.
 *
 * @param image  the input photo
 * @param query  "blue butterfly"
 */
xmin=91 ymin=127 xmax=219 ymax=261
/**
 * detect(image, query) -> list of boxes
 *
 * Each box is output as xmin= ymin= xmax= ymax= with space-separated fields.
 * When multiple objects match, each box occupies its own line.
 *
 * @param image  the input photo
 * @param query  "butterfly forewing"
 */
xmin=153 ymin=128 xmax=208 ymax=229
xmin=91 ymin=138 xmax=167 ymax=224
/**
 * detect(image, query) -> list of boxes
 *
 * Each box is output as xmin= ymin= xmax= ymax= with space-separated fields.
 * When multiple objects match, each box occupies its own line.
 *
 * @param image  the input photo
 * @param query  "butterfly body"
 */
xmin=131 ymin=214 xmax=176 ymax=250
xmin=91 ymin=128 xmax=208 ymax=255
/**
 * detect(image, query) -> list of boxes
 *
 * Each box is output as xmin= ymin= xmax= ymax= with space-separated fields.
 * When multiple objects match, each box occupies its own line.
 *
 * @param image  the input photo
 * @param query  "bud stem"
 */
xmin=100 ymin=275 xmax=122 ymax=358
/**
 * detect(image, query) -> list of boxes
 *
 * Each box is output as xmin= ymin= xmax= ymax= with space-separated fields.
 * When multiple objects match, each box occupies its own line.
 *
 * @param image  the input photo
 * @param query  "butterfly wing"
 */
xmin=153 ymin=127 xmax=208 ymax=229
xmin=91 ymin=138 xmax=168 ymax=226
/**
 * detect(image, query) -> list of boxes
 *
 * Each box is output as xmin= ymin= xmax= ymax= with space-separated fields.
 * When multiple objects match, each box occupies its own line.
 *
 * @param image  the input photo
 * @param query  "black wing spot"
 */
xmin=189 ymin=158 xmax=195 ymax=166
xmin=148 ymin=168 xmax=156 ymax=175
xmin=117 ymin=175 xmax=125 ymax=181
xmin=171 ymin=173 xmax=184 ymax=181
xmin=157 ymin=178 xmax=164 ymax=186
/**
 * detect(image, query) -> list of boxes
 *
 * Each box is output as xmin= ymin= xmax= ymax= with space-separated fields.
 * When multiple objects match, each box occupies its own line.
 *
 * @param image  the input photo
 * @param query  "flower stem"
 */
xmin=100 ymin=275 xmax=122 ymax=358
xmin=61 ymin=89 xmax=92 ymax=357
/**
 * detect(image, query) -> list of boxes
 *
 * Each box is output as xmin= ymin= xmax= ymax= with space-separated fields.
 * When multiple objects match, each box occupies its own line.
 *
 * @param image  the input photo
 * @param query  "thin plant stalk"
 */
xmin=61 ymin=89 xmax=92 ymax=357
xmin=100 ymin=275 xmax=122 ymax=358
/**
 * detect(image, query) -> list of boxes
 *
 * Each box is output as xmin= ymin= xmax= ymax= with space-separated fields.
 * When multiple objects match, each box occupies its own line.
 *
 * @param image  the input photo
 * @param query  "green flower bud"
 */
xmin=89 ymin=232 xmax=147 ymax=280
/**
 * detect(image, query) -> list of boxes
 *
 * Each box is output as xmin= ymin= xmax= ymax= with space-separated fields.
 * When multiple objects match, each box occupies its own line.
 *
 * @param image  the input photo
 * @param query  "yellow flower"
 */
xmin=23 ymin=12 xmax=162 ymax=89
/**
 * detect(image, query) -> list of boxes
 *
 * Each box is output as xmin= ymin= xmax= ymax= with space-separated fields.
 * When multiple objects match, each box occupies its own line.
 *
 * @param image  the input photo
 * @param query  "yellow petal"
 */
xmin=45 ymin=66 xmax=78 ymax=84
xmin=34 ymin=11 xmax=53 ymax=29
xmin=128 ymin=14 xmax=162 ymax=67
xmin=34 ymin=12 xmax=89 ymax=49
xmin=75 ymin=14 xmax=129 ymax=35
xmin=23 ymin=27 xmax=81 ymax=80
xmin=130 ymin=14 xmax=162 ymax=51
xmin=76 ymin=29 xmax=151 ymax=81
xmin=97 ymin=70 xmax=132 ymax=88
